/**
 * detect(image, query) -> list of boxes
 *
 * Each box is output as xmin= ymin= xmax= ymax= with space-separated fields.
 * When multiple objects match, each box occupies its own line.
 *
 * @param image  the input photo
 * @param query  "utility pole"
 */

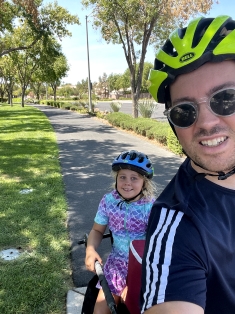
xmin=85 ymin=15 xmax=93 ymax=112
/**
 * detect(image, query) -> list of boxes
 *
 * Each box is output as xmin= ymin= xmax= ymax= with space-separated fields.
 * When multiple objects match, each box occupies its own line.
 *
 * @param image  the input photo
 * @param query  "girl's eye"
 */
xmin=131 ymin=177 xmax=138 ymax=181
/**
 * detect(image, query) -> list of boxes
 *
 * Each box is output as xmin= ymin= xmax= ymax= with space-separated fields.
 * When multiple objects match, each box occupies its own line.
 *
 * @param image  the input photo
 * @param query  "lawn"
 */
xmin=0 ymin=103 xmax=72 ymax=313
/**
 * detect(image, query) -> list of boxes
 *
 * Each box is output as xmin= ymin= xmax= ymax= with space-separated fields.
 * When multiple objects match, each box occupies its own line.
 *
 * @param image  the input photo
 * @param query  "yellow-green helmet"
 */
xmin=149 ymin=15 xmax=235 ymax=107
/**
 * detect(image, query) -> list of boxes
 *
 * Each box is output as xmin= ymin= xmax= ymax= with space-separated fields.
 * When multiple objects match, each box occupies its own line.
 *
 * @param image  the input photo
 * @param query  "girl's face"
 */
xmin=116 ymin=169 xmax=144 ymax=200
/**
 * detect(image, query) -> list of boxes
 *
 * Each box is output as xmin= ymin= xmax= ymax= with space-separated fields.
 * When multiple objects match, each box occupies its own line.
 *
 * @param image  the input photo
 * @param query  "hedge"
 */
xmin=38 ymin=102 xmax=183 ymax=156
xmin=104 ymin=112 xmax=183 ymax=156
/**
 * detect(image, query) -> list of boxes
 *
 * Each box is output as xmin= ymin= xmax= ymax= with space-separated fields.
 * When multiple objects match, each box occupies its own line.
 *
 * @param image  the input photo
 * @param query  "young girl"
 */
xmin=85 ymin=150 xmax=156 ymax=314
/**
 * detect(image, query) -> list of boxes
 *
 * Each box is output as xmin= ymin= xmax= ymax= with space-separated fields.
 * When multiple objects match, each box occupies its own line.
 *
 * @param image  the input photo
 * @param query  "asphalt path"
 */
xmin=33 ymin=104 xmax=184 ymax=288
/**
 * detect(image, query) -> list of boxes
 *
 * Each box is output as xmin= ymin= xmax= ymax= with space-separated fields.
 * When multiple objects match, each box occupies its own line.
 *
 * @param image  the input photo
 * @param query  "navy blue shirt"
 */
xmin=141 ymin=158 xmax=235 ymax=313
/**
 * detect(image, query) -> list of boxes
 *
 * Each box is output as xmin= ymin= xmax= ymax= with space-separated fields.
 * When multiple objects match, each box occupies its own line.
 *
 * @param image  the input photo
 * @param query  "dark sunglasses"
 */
xmin=164 ymin=88 xmax=235 ymax=128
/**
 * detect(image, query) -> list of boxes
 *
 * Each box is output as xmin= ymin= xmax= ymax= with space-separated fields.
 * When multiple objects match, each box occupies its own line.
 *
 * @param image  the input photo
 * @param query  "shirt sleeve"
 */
xmin=141 ymin=206 xmax=207 ymax=313
xmin=94 ymin=194 xmax=109 ymax=226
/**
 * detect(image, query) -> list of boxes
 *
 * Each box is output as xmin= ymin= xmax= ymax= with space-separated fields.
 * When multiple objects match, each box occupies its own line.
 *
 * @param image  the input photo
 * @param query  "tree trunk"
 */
xmin=7 ymin=91 xmax=13 ymax=106
xmin=21 ymin=90 xmax=25 ymax=107
xmin=132 ymin=93 xmax=139 ymax=118
xmin=53 ymin=88 xmax=56 ymax=101
xmin=0 ymin=91 xmax=4 ymax=102
xmin=9 ymin=93 xmax=13 ymax=106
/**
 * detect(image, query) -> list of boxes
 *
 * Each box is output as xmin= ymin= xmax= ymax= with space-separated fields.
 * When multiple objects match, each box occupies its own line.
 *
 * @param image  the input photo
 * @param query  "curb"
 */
xmin=67 ymin=287 xmax=86 ymax=314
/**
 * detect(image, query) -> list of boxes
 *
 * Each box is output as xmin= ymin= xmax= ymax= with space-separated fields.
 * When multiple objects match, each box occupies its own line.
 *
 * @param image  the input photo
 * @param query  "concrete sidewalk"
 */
xmin=67 ymin=288 xmax=86 ymax=314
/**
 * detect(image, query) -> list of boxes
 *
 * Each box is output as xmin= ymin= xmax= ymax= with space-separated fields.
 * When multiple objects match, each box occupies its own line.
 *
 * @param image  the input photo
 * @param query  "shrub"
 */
xmin=119 ymin=115 xmax=134 ymax=130
xmin=60 ymin=102 xmax=71 ymax=110
xmin=95 ymin=111 xmax=107 ymax=119
xmin=105 ymin=112 xmax=131 ymax=127
xmin=146 ymin=122 xmax=170 ymax=145
xmin=129 ymin=118 xmax=157 ymax=136
xmin=79 ymin=100 xmax=96 ymax=112
xmin=167 ymin=127 xmax=184 ymax=155
xmin=110 ymin=102 xmax=122 ymax=112
xmin=138 ymin=99 xmax=157 ymax=118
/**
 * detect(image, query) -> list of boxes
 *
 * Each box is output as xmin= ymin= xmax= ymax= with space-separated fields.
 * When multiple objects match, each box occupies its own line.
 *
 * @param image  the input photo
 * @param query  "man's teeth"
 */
xmin=201 ymin=137 xmax=226 ymax=147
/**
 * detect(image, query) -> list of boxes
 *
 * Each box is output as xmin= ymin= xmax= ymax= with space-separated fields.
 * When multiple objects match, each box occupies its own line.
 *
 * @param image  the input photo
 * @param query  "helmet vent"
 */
xmin=121 ymin=152 xmax=128 ymax=159
xmin=112 ymin=150 xmax=154 ymax=179
xmin=178 ymin=27 xmax=186 ymax=39
xmin=191 ymin=18 xmax=214 ymax=48
xmin=129 ymin=151 xmax=137 ymax=160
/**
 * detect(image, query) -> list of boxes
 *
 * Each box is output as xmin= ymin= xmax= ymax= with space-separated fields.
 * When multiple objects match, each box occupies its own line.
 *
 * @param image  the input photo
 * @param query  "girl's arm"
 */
xmin=85 ymin=222 xmax=107 ymax=272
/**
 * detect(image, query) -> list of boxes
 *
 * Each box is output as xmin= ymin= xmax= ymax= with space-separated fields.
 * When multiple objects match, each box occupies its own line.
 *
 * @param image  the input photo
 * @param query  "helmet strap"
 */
xmin=116 ymin=189 xmax=143 ymax=208
xmin=115 ymin=179 xmax=143 ymax=208
xmin=192 ymin=160 xmax=235 ymax=181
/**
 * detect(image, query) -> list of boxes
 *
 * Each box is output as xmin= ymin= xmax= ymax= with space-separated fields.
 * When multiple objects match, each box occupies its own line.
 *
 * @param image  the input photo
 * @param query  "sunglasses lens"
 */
xmin=211 ymin=89 xmax=235 ymax=116
xmin=169 ymin=104 xmax=197 ymax=128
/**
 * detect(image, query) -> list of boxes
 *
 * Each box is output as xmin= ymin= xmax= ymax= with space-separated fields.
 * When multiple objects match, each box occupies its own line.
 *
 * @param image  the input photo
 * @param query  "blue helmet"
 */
xmin=112 ymin=150 xmax=154 ymax=179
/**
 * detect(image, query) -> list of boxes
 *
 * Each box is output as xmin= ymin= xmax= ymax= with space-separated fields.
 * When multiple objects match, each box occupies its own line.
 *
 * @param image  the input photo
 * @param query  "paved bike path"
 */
xmin=34 ymin=105 xmax=184 ymax=311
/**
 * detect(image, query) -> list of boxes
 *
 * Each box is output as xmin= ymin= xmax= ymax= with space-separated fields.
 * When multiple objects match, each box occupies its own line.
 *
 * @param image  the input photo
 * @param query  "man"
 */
xmin=141 ymin=15 xmax=235 ymax=314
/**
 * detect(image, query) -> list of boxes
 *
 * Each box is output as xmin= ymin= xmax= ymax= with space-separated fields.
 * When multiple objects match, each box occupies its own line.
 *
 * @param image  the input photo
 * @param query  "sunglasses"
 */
xmin=164 ymin=88 xmax=235 ymax=128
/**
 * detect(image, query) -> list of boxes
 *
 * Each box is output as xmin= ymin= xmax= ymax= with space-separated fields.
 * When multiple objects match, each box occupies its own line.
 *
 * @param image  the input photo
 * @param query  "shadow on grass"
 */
xmin=0 ymin=104 xmax=71 ymax=313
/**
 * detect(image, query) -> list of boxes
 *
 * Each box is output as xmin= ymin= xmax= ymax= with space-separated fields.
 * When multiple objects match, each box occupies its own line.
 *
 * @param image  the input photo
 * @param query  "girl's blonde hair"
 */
xmin=111 ymin=170 xmax=157 ymax=200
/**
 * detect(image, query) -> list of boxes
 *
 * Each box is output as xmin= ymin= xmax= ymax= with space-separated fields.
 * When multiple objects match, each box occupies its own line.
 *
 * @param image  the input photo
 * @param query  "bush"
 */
xmin=79 ymin=100 xmax=96 ymax=112
xmin=105 ymin=112 xmax=131 ymax=127
xmin=110 ymin=102 xmax=122 ymax=112
xmin=129 ymin=118 xmax=157 ymax=136
xmin=167 ymin=127 xmax=183 ymax=155
xmin=105 ymin=112 xmax=171 ymax=148
xmin=138 ymin=99 xmax=157 ymax=118
xmin=146 ymin=123 xmax=170 ymax=145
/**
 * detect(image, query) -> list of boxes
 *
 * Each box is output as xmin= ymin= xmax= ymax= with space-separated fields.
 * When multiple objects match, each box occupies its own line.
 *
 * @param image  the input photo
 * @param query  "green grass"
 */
xmin=0 ymin=103 xmax=72 ymax=313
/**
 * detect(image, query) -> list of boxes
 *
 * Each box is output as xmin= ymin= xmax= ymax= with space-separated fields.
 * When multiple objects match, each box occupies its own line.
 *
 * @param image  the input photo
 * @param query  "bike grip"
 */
xmin=95 ymin=261 xmax=103 ymax=276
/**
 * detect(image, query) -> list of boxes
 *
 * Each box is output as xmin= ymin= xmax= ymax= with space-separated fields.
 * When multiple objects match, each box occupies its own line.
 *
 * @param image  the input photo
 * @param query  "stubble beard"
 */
xmin=184 ymin=144 xmax=235 ymax=174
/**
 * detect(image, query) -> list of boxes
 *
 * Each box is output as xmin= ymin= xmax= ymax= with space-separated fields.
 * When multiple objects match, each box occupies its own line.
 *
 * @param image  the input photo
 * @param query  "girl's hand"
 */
xmin=85 ymin=247 xmax=102 ymax=273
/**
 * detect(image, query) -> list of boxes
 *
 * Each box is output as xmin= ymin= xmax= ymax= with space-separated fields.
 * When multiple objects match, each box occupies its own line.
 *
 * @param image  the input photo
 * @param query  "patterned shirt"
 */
xmin=95 ymin=190 xmax=155 ymax=295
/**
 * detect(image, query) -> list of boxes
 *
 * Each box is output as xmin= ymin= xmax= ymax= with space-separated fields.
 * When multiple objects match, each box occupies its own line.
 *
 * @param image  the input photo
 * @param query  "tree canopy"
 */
xmin=82 ymin=0 xmax=216 ymax=117
xmin=0 ymin=0 xmax=80 ymax=57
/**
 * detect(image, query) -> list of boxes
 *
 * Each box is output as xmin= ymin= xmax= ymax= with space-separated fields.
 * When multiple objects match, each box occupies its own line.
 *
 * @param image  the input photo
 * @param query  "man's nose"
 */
xmin=195 ymin=102 xmax=221 ymax=129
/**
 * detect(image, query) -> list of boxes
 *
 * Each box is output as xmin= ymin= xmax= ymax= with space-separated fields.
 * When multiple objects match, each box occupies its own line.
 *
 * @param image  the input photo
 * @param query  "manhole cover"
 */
xmin=0 ymin=248 xmax=21 ymax=260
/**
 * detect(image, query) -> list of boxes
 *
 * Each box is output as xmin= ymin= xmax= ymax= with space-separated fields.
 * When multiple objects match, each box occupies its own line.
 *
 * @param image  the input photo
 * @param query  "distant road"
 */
xmin=95 ymin=100 xmax=167 ymax=121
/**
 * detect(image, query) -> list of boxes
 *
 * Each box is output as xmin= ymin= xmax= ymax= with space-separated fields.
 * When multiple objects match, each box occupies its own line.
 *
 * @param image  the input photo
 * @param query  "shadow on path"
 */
xmin=34 ymin=105 xmax=184 ymax=287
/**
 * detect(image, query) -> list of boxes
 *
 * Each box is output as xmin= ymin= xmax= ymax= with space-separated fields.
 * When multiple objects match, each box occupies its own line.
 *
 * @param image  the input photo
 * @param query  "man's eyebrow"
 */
xmin=208 ymin=82 xmax=235 ymax=95
xmin=172 ymin=82 xmax=235 ymax=104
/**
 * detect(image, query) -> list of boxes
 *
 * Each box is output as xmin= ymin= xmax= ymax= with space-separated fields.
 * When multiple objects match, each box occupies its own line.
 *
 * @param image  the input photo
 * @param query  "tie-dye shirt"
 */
xmin=95 ymin=190 xmax=155 ymax=295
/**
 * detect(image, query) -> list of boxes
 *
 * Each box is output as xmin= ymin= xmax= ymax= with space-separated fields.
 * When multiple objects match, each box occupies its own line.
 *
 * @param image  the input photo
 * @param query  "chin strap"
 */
xmin=115 ymin=178 xmax=143 ymax=208
xmin=192 ymin=161 xmax=235 ymax=181
xmin=116 ymin=189 xmax=143 ymax=209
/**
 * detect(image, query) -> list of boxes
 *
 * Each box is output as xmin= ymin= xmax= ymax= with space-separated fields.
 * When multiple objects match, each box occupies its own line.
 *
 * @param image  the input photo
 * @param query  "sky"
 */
xmin=45 ymin=0 xmax=235 ymax=85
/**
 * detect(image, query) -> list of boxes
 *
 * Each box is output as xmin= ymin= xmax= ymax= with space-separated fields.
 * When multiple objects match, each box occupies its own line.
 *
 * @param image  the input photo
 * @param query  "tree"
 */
xmin=0 ymin=0 xmax=80 ymax=57
xmin=82 ymin=0 xmax=215 ymax=117
xmin=57 ymin=84 xmax=75 ymax=99
xmin=75 ymin=79 xmax=89 ymax=100
xmin=107 ymin=73 xmax=122 ymax=92
xmin=9 ymin=22 xmax=68 ymax=106
xmin=46 ymin=54 xmax=69 ymax=101
xmin=96 ymin=72 xmax=109 ymax=98
xmin=0 ymin=55 xmax=16 ymax=105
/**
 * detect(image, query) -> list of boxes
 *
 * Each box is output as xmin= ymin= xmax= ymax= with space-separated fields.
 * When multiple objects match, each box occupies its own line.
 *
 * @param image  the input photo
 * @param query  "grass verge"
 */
xmin=0 ymin=103 xmax=72 ymax=314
